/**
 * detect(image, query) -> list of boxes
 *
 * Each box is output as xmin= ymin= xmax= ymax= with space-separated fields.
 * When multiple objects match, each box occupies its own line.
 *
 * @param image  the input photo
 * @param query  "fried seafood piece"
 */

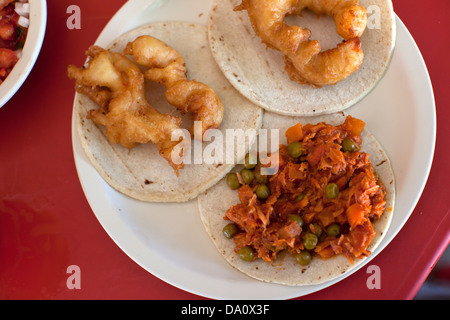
xmin=235 ymin=0 xmax=367 ymax=87
xmin=67 ymin=46 xmax=185 ymax=174
xmin=294 ymin=0 xmax=367 ymax=39
xmin=284 ymin=38 xmax=364 ymax=87
xmin=124 ymin=35 xmax=224 ymax=140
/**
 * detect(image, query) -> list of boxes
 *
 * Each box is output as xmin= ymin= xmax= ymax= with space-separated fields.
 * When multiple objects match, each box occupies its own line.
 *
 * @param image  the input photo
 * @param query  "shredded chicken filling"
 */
xmin=225 ymin=116 xmax=386 ymax=263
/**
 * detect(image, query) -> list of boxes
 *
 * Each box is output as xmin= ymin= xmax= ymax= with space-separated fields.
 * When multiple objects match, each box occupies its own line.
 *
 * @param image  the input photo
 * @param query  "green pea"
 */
xmin=288 ymin=214 xmax=304 ymax=228
xmin=240 ymin=168 xmax=254 ymax=185
xmin=254 ymin=168 xmax=269 ymax=184
xmin=238 ymin=246 xmax=254 ymax=262
xmin=326 ymin=223 xmax=341 ymax=237
xmin=295 ymin=193 xmax=305 ymax=202
xmin=294 ymin=251 xmax=312 ymax=266
xmin=243 ymin=153 xmax=258 ymax=169
xmin=223 ymin=223 xmax=238 ymax=239
xmin=255 ymin=184 xmax=270 ymax=200
xmin=325 ymin=183 xmax=339 ymax=199
xmin=287 ymin=141 xmax=303 ymax=158
xmin=302 ymin=232 xmax=318 ymax=250
xmin=226 ymin=173 xmax=240 ymax=190
xmin=341 ymin=138 xmax=358 ymax=152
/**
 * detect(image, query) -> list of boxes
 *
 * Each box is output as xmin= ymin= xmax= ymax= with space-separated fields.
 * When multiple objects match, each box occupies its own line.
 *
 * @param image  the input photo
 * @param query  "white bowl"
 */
xmin=0 ymin=0 xmax=47 ymax=109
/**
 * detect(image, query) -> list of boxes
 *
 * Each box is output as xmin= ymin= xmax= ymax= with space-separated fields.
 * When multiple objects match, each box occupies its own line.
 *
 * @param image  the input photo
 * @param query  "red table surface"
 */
xmin=0 ymin=0 xmax=448 ymax=300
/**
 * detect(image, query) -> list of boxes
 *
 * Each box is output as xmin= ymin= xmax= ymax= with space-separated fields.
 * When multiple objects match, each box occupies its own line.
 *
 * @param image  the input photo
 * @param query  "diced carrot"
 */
xmin=285 ymin=123 xmax=303 ymax=144
xmin=287 ymin=162 xmax=306 ymax=180
xmin=306 ymin=144 xmax=328 ymax=166
xmin=344 ymin=116 xmax=365 ymax=136
xmin=302 ymin=212 xmax=315 ymax=225
xmin=346 ymin=203 xmax=367 ymax=229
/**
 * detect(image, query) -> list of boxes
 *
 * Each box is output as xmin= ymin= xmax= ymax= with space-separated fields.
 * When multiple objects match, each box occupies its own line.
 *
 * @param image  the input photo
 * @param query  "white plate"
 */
xmin=0 ymin=0 xmax=47 ymax=109
xmin=72 ymin=0 xmax=436 ymax=299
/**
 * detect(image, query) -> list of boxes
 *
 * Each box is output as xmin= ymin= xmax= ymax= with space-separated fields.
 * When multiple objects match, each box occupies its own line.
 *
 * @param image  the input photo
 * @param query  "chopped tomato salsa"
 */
xmin=224 ymin=116 xmax=387 ymax=265
xmin=0 ymin=0 xmax=28 ymax=84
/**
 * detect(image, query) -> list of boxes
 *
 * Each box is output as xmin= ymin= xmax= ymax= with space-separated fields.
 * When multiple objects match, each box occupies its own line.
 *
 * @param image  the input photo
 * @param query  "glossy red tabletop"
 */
xmin=0 ymin=0 xmax=448 ymax=300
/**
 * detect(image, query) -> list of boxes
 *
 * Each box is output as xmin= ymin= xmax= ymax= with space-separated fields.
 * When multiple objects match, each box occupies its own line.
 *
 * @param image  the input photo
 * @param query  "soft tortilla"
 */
xmin=198 ymin=111 xmax=395 ymax=286
xmin=73 ymin=22 xmax=263 ymax=202
xmin=208 ymin=0 xmax=396 ymax=116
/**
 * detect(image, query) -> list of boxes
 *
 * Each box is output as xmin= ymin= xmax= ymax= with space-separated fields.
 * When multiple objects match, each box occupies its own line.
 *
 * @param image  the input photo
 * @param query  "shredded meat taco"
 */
xmin=198 ymin=112 xmax=394 ymax=285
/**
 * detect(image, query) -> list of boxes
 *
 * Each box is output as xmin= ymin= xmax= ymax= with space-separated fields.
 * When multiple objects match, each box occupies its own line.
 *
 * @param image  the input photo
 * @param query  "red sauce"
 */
xmin=0 ymin=0 xmax=28 ymax=84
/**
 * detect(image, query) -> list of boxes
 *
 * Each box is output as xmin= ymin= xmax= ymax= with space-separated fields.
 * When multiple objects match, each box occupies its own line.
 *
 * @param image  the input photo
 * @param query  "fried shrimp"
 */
xmin=124 ymin=35 xmax=224 ymax=139
xmin=235 ymin=0 xmax=367 ymax=87
xmin=67 ymin=46 xmax=185 ymax=174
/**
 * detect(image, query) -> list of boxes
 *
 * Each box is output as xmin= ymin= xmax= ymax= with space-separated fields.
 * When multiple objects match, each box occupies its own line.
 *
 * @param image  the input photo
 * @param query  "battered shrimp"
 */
xmin=294 ymin=0 xmax=367 ymax=39
xmin=67 ymin=46 xmax=185 ymax=174
xmin=124 ymin=35 xmax=224 ymax=139
xmin=235 ymin=0 xmax=367 ymax=87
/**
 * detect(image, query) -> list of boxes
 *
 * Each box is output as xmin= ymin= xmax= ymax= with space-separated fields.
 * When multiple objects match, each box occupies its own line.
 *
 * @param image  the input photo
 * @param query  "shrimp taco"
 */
xmin=70 ymin=22 xmax=263 ymax=202
xmin=208 ymin=0 xmax=396 ymax=116
xmin=198 ymin=112 xmax=395 ymax=285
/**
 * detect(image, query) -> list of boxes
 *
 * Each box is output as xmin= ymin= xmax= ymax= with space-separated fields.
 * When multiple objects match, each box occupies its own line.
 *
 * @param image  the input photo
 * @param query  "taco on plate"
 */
xmin=70 ymin=22 xmax=263 ymax=202
xmin=208 ymin=0 xmax=396 ymax=116
xmin=198 ymin=112 xmax=395 ymax=285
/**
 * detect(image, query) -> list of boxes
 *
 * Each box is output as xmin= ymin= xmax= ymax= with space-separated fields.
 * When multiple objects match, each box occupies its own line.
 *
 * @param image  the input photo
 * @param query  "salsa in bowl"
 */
xmin=0 ymin=0 xmax=46 ymax=109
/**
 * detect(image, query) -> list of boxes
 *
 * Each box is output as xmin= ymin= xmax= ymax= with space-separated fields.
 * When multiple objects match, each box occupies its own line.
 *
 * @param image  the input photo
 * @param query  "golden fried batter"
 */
xmin=124 ymin=36 xmax=224 ymax=140
xmin=67 ymin=46 xmax=185 ymax=174
xmin=235 ymin=0 xmax=367 ymax=87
